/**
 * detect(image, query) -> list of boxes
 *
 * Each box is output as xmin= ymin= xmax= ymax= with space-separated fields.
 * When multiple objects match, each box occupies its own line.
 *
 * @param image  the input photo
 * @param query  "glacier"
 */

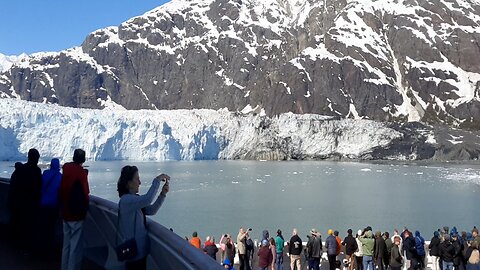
xmin=0 ymin=98 xmax=402 ymax=161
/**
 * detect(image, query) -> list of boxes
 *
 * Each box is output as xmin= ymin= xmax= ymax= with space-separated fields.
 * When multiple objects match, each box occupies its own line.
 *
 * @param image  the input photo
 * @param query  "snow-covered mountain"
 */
xmin=1 ymin=0 xmax=479 ymax=127
xmin=0 ymin=53 xmax=26 ymax=73
xmin=1 ymin=99 xmax=478 ymax=161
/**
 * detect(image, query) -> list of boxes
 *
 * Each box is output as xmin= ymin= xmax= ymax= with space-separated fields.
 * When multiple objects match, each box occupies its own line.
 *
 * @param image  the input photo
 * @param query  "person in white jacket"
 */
xmin=355 ymin=230 xmax=364 ymax=270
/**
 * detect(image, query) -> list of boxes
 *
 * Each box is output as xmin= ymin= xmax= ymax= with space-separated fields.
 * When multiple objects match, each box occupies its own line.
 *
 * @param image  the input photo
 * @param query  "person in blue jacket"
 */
xmin=415 ymin=231 xmax=426 ymax=269
xmin=39 ymin=158 xmax=63 ymax=251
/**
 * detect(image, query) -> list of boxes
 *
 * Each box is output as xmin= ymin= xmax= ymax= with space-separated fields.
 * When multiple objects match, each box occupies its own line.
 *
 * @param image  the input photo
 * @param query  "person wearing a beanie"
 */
xmin=326 ymin=229 xmax=338 ymax=270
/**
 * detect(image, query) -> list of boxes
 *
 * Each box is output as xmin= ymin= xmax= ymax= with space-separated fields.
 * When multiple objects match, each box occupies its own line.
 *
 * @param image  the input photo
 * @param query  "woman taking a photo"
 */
xmin=117 ymin=165 xmax=170 ymax=270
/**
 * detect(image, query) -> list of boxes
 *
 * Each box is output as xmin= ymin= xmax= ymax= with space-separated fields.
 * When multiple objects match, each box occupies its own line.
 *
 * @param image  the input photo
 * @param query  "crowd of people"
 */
xmin=5 ymin=148 xmax=480 ymax=270
xmin=186 ymin=226 xmax=480 ymax=270
xmin=6 ymin=148 xmax=170 ymax=270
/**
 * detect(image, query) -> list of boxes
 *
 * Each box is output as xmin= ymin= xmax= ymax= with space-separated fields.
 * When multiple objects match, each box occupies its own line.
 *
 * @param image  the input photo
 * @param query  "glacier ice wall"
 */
xmin=0 ymin=99 xmax=401 ymax=161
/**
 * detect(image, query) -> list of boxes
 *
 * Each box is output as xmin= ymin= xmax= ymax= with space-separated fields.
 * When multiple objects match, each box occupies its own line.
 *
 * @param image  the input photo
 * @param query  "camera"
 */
xmin=248 ymin=228 xmax=252 ymax=231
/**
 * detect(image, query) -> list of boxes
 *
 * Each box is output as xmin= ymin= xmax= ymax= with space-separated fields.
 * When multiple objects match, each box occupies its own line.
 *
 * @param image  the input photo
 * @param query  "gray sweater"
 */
xmin=118 ymin=179 xmax=166 ymax=261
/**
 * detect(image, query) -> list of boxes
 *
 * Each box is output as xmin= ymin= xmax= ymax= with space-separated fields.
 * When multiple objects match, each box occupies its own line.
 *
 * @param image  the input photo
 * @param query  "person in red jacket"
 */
xmin=58 ymin=149 xmax=89 ymax=270
xmin=258 ymin=239 xmax=273 ymax=270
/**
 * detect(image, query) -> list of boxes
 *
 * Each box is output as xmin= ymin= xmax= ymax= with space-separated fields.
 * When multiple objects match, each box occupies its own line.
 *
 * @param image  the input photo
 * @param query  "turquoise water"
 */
xmin=1 ymin=160 xmax=479 ymax=241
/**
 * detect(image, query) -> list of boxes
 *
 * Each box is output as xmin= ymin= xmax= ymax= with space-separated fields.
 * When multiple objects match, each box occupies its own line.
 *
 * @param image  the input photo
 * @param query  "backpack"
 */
xmin=246 ymin=238 xmax=254 ymax=251
xmin=68 ymin=179 xmax=88 ymax=216
xmin=469 ymin=249 xmax=480 ymax=265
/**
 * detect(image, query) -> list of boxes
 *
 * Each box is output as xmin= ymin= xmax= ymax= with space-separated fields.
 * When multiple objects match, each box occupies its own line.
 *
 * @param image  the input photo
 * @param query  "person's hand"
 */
xmin=155 ymin=173 xmax=170 ymax=182
xmin=161 ymin=180 xmax=169 ymax=196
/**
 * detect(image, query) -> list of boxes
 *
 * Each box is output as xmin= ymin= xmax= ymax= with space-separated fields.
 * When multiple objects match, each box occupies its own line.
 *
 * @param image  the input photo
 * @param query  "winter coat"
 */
xmin=258 ymin=245 xmax=273 ymax=268
xmin=440 ymin=240 xmax=456 ymax=262
xmin=204 ymin=242 xmax=219 ymax=260
xmin=359 ymin=231 xmax=375 ymax=257
xmin=415 ymin=232 xmax=426 ymax=257
xmin=237 ymin=232 xmax=247 ymax=255
xmin=375 ymin=236 xmax=387 ymax=259
xmin=385 ymin=237 xmax=393 ymax=255
xmin=429 ymin=236 xmax=441 ymax=257
xmin=390 ymin=245 xmax=403 ymax=268
xmin=453 ymin=239 xmax=464 ymax=266
xmin=289 ymin=235 xmax=303 ymax=255
xmin=307 ymin=236 xmax=323 ymax=258
xmin=58 ymin=162 xmax=89 ymax=221
xmin=326 ymin=235 xmax=338 ymax=255
xmin=40 ymin=158 xmax=62 ymax=208
xmin=190 ymin=237 xmax=201 ymax=249
xmin=403 ymin=236 xmax=417 ymax=260
xmin=8 ymin=161 xmax=42 ymax=215
xmin=355 ymin=237 xmax=364 ymax=257
xmin=343 ymin=235 xmax=358 ymax=256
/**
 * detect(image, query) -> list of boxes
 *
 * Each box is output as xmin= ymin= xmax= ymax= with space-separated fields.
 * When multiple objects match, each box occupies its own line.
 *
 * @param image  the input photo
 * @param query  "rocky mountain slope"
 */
xmin=1 ymin=0 xmax=479 ymax=127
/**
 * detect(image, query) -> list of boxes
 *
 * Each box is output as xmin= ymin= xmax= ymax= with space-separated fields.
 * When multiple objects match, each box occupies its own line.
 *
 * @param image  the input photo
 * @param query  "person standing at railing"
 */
xmin=59 ymin=149 xmax=90 ymax=270
xmin=116 ymin=165 xmax=170 ymax=270
xmin=430 ymin=231 xmax=442 ymax=270
xmin=275 ymin=229 xmax=285 ymax=270
xmin=39 ymin=158 xmax=63 ymax=253
xmin=7 ymin=148 xmax=42 ymax=252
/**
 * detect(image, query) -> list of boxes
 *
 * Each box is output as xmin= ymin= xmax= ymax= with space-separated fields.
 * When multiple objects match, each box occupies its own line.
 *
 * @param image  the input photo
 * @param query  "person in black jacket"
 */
xmin=7 ymin=148 xmax=42 ymax=251
xmin=430 ymin=231 xmax=442 ymax=270
xmin=452 ymin=234 xmax=465 ymax=270
xmin=289 ymin=228 xmax=303 ymax=270
xmin=441 ymin=234 xmax=456 ymax=270
xmin=343 ymin=229 xmax=358 ymax=270
xmin=204 ymin=236 xmax=219 ymax=261
xmin=375 ymin=231 xmax=387 ymax=270
xmin=404 ymin=231 xmax=418 ymax=270
xmin=307 ymin=229 xmax=323 ymax=270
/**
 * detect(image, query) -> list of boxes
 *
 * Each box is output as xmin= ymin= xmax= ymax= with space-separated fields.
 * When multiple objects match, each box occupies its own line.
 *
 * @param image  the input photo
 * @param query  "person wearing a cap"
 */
xmin=355 ymin=230 xmax=364 ymax=270
xmin=343 ymin=229 xmax=358 ymax=270
xmin=258 ymin=239 xmax=273 ymax=270
xmin=307 ymin=229 xmax=323 ymax=270
xmin=440 ymin=234 xmax=455 ymax=270
xmin=390 ymin=236 xmax=403 ymax=270
xmin=326 ymin=229 xmax=338 ymax=270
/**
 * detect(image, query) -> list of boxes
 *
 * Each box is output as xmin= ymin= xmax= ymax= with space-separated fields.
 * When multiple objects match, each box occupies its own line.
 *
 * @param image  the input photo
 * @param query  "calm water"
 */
xmin=1 ymin=160 xmax=479 ymax=241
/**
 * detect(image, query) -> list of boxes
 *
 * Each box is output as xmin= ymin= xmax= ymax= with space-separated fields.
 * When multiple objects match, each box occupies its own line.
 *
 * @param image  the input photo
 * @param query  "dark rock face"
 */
xmin=1 ymin=0 xmax=480 ymax=125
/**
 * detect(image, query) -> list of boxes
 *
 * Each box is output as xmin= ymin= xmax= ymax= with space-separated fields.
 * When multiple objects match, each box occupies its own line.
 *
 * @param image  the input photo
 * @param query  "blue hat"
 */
xmin=467 ymin=232 xmax=473 ymax=241
xmin=434 ymin=231 xmax=440 ymax=238
xmin=262 ymin=239 xmax=268 ymax=246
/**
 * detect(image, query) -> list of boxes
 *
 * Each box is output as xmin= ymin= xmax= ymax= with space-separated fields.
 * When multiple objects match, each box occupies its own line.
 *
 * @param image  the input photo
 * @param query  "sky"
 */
xmin=0 ymin=0 xmax=170 ymax=55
